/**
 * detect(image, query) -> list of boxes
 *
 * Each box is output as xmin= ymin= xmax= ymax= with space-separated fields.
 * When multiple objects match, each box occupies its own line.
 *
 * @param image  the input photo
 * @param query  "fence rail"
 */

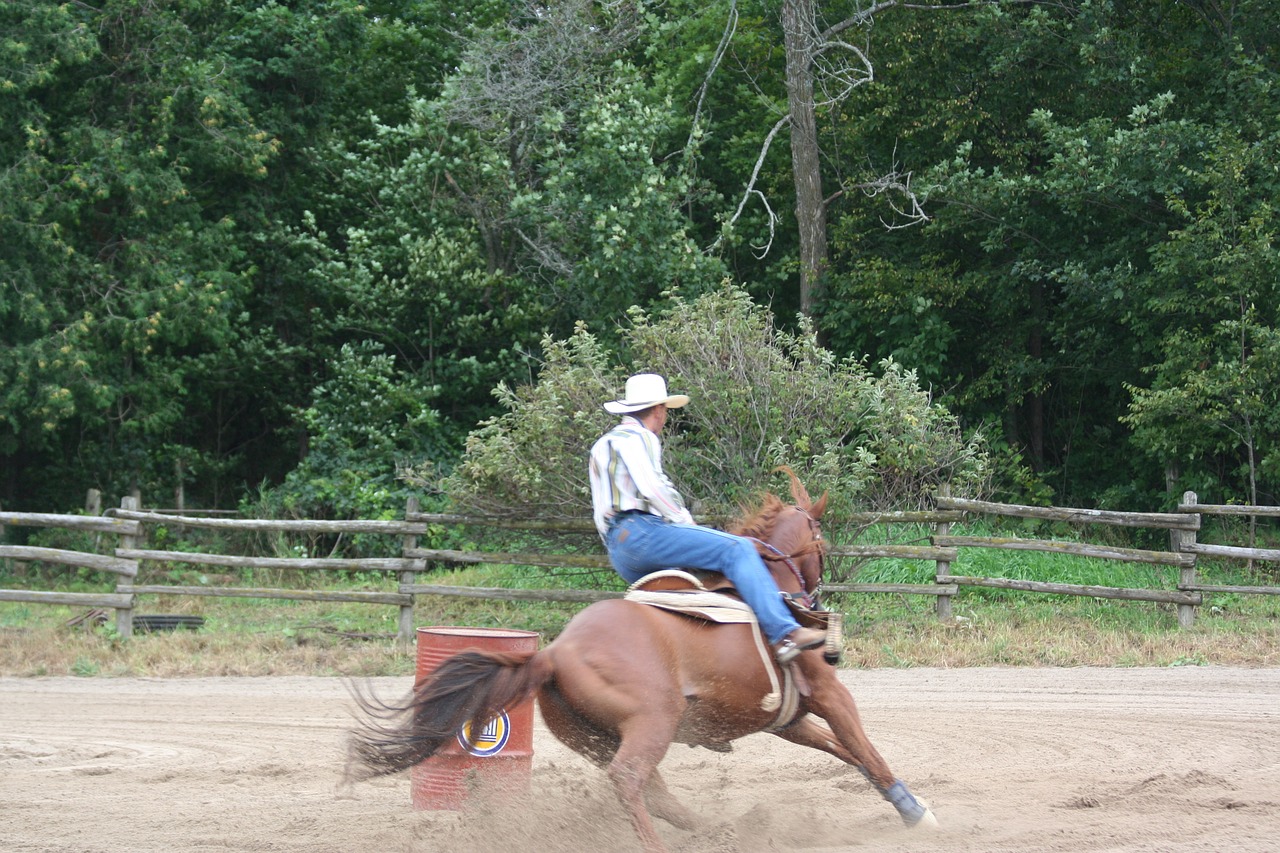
xmin=932 ymin=497 xmax=1200 ymax=530
xmin=930 ymin=535 xmax=1193 ymax=567
xmin=938 ymin=575 xmax=1201 ymax=606
xmin=934 ymin=493 xmax=1206 ymax=627
xmin=1 ymin=490 xmax=1277 ymax=637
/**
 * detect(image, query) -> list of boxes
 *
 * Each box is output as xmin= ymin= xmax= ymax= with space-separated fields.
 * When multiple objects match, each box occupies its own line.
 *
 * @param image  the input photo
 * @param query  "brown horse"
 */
xmin=348 ymin=471 xmax=936 ymax=852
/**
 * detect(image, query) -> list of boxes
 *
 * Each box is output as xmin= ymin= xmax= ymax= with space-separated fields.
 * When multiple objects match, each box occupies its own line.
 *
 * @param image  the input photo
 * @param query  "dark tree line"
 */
xmin=2 ymin=0 xmax=1277 ymax=517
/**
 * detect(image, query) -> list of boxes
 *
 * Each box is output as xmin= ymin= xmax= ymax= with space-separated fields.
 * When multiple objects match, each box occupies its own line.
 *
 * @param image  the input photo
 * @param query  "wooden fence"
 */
xmin=1 ymin=491 xmax=1277 ymax=638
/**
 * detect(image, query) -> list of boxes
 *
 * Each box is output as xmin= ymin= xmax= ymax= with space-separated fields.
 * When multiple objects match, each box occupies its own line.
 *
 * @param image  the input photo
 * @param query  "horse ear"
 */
xmin=776 ymin=465 xmax=811 ymax=507
xmin=811 ymin=491 xmax=828 ymax=519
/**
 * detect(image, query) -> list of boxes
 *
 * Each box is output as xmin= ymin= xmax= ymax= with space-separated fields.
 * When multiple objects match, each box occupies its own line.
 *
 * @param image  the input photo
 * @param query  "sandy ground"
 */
xmin=2 ymin=667 xmax=1278 ymax=853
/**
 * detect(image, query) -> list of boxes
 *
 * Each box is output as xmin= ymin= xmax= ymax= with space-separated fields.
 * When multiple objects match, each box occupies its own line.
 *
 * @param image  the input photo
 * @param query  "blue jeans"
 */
xmin=605 ymin=512 xmax=800 ymax=644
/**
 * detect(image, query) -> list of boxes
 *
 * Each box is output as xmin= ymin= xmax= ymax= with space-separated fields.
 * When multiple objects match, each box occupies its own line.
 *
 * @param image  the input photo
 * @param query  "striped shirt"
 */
xmin=589 ymin=416 xmax=693 ymax=538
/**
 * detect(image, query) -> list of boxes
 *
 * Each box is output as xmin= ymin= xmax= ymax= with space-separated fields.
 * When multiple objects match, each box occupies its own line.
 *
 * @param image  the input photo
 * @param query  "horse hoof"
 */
xmin=912 ymin=802 xmax=939 ymax=829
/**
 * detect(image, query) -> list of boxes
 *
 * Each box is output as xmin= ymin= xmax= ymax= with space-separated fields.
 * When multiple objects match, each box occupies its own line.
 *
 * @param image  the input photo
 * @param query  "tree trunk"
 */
xmin=782 ymin=0 xmax=827 ymax=318
xmin=1028 ymin=278 xmax=1045 ymax=469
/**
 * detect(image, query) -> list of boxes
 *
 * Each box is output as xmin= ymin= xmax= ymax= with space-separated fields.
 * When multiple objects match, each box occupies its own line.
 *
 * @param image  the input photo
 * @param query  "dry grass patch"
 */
xmin=3 ymin=591 xmax=1278 ymax=677
xmin=3 ymin=566 xmax=1279 ymax=676
xmin=0 ymin=623 xmax=416 ymax=678
xmin=837 ymin=596 xmax=1280 ymax=668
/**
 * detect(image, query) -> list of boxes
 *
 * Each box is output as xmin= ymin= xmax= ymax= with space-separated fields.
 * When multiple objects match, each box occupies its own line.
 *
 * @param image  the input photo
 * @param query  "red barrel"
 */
xmin=411 ymin=626 xmax=539 ymax=810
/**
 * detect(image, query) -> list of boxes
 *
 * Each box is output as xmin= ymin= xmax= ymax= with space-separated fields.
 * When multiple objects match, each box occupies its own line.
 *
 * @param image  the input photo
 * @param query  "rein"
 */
xmin=748 ymin=508 xmax=826 ymax=610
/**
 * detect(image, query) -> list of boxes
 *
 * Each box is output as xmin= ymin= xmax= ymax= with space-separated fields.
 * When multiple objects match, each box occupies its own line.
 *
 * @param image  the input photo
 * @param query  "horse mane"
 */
xmin=728 ymin=466 xmax=818 ymax=540
xmin=728 ymin=493 xmax=788 ymax=540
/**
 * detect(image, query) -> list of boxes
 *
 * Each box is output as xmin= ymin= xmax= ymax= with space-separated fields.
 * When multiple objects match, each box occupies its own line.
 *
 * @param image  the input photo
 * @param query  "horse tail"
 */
xmin=346 ymin=649 xmax=553 ymax=780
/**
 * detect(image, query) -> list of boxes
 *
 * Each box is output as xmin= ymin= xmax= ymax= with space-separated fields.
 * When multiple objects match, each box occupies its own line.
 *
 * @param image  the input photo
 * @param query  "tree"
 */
xmin=782 ymin=0 xmax=829 ymax=316
xmin=0 ymin=0 xmax=491 ymax=510
xmin=422 ymin=0 xmax=728 ymax=331
xmin=1125 ymin=125 xmax=1280 ymax=509
xmin=0 ymin=0 xmax=269 ymax=506
xmin=281 ymin=0 xmax=729 ymax=439
xmin=815 ymin=0 xmax=1280 ymax=506
xmin=712 ymin=0 xmax=928 ymax=317
xmin=256 ymin=341 xmax=444 ymax=522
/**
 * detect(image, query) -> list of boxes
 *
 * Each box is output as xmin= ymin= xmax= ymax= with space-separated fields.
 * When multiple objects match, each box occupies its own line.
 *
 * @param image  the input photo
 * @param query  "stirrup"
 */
xmin=773 ymin=628 xmax=824 ymax=663
xmin=773 ymin=638 xmax=805 ymax=664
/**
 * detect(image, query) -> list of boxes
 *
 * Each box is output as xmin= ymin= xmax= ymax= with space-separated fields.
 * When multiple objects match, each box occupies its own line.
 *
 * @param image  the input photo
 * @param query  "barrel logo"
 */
xmin=457 ymin=711 xmax=511 ymax=757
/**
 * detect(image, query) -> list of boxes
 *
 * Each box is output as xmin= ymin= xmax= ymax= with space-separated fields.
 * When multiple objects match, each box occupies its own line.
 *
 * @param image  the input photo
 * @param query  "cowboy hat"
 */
xmin=603 ymin=373 xmax=690 ymax=414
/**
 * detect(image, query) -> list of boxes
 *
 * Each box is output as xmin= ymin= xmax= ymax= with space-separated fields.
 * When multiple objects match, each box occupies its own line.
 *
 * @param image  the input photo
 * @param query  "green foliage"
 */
xmin=1123 ymin=123 xmax=1280 ymax=502
xmin=412 ymin=0 xmax=727 ymax=331
xmin=1 ymin=1 xmax=263 ymax=501
xmin=0 ymin=0 xmax=503 ymax=511
xmin=5 ymin=0 xmax=1280 ymax=519
xmin=817 ymin=0 xmax=1280 ymax=507
xmin=445 ymin=284 xmax=989 ymax=517
xmin=279 ymin=0 xmax=728 ymax=461
xmin=529 ymin=76 xmax=728 ymax=323
xmin=252 ymin=341 xmax=445 ymax=522
xmin=626 ymin=286 xmax=989 ymax=511
xmin=446 ymin=326 xmax=619 ymax=516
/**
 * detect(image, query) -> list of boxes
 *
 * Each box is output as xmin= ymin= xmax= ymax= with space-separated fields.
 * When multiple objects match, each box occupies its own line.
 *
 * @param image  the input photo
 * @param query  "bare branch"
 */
xmin=851 ymin=154 xmax=930 ymax=229
xmin=444 ymin=0 xmax=639 ymax=143
xmin=748 ymin=189 xmax=782 ymax=258
xmin=709 ymin=113 xmax=791 ymax=256
xmin=812 ymin=37 xmax=875 ymax=106
xmin=710 ymin=0 xmax=1017 ymax=262
xmin=821 ymin=0 xmax=1039 ymax=42
xmin=820 ymin=0 xmax=901 ymax=41
xmin=514 ymin=227 xmax=574 ymax=276
xmin=686 ymin=0 xmax=739 ymax=157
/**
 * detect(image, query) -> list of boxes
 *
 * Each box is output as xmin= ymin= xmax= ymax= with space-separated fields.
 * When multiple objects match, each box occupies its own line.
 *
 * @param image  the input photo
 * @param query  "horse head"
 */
xmin=730 ymin=466 xmax=829 ymax=608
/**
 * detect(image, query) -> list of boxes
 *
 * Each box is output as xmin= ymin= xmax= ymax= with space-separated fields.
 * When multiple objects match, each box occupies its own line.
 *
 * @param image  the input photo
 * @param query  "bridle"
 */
xmin=750 ymin=506 xmax=826 ymax=610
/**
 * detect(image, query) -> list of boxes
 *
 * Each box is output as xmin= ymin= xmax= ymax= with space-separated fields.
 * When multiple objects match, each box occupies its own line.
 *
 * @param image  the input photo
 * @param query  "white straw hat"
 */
xmin=603 ymin=373 xmax=690 ymax=414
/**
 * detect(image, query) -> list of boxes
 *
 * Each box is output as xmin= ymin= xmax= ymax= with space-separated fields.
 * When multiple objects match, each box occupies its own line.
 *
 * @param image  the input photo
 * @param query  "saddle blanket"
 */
xmin=622 ymin=571 xmax=756 ymax=623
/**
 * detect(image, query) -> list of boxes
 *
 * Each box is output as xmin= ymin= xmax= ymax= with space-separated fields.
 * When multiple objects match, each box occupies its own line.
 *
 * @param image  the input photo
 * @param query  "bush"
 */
xmin=444 ymin=284 xmax=989 ymax=517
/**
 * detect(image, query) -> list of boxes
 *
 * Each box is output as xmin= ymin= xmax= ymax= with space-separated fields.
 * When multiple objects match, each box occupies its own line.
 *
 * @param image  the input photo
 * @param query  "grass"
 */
xmin=2 ymin=523 xmax=1279 ymax=677
xmin=2 ymin=586 xmax=1276 ymax=677
xmin=833 ymin=592 xmax=1280 ymax=668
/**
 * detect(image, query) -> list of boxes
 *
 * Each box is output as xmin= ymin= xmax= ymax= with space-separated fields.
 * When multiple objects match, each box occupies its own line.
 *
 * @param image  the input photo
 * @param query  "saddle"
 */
xmin=623 ymin=570 xmax=844 ymax=733
xmin=624 ymin=569 xmax=836 ymax=635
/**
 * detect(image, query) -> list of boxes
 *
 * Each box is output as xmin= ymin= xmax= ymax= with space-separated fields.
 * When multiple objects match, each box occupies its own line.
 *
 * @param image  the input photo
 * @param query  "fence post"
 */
xmin=934 ymin=484 xmax=954 ymax=621
xmin=398 ymin=497 xmax=419 ymax=645
xmin=174 ymin=459 xmax=185 ymax=513
xmin=1173 ymin=490 xmax=1199 ymax=629
xmin=0 ymin=500 xmax=25 ymax=577
xmin=115 ymin=495 xmax=140 ymax=638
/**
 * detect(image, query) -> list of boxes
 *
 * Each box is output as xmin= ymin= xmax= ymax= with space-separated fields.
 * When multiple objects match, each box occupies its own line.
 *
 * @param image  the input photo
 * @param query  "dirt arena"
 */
xmin=3 ymin=667 xmax=1278 ymax=852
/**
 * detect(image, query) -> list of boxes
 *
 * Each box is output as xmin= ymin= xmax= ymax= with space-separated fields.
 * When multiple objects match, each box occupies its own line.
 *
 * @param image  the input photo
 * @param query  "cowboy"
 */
xmin=588 ymin=373 xmax=826 ymax=663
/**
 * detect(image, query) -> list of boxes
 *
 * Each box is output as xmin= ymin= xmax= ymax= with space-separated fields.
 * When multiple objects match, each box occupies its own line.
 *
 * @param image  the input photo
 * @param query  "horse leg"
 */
xmin=644 ymin=769 xmax=699 ymax=830
xmin=538 ymin=683 xmax=620 ymax=767
xmin=774 ymin=715 xmax=860 ymax=765
xmin=797 ymin=659 xmax=938 ymax=828
xmin=607 ymin=720 xmax=683 ymax=853
xmin=542 ymin=684 xmax=697 ymax=834
xmin=536 ymin=626 xmax=691 ymax=852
